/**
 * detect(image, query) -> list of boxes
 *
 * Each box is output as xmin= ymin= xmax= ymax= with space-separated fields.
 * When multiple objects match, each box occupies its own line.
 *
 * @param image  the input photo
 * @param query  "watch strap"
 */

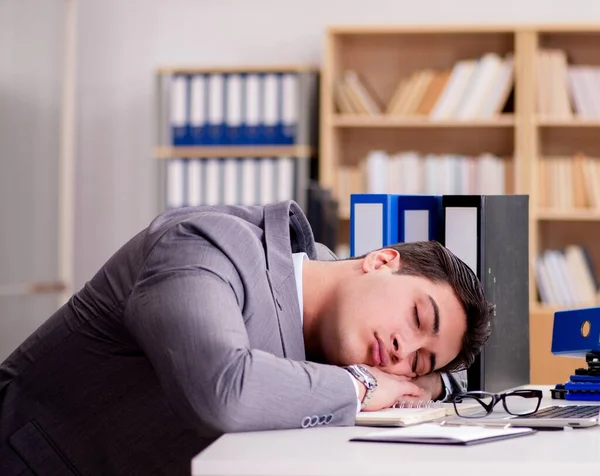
xmin=345 ymin=364 xmax=377 ymax=409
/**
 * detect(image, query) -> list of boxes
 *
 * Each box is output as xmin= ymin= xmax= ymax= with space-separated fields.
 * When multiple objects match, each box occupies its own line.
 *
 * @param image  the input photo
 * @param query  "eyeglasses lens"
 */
xmin=453 ymin=392 xmax=494 ymax=418
xmin=504 ymin=392 xmax=540 ymax=416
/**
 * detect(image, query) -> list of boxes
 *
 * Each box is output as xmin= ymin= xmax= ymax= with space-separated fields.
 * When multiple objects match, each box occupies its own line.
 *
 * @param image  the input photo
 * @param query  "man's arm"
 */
xmin=123 ymin=240 xmax=359 ymax=434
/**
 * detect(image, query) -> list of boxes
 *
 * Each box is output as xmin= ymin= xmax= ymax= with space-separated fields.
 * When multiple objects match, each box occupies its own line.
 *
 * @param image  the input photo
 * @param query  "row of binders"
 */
xmin=538 ymin=155 xmax=600 ymax=210
xmin=537 ymin=49 xmax=600 ymax=119
xmin=334 ymin=52 xmax=514 ymax=119
xmin=167 ymin=71 xmax=317 ymax=146
xmin=349 ymin=193 xmax=528 ymax=274
xmin=165 ymin=157 xmax=296 ymax=209
xmin=535 ymin=245 xmax=599 ymax=307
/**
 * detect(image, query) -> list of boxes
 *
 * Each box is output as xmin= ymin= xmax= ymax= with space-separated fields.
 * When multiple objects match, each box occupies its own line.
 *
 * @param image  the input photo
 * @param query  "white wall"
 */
xmin=74 ymin=0 xmax=600 ymax=288
xmin=0 ymin=0 xmax=64 ymax=360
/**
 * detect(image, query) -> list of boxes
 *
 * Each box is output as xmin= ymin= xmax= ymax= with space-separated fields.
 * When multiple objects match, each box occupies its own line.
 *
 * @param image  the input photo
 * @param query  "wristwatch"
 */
xmin=345 ymin=364 xmax=378 ymax=409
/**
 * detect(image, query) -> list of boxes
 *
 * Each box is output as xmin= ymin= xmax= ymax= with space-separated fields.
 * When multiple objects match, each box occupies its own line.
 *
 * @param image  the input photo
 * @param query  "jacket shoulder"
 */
xmin=314 ymin=243 xmax=337 ymax=261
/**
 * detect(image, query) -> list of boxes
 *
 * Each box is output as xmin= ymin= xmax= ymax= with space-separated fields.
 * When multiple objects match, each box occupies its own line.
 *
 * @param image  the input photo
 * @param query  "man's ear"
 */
xmin=361 ymin=248 xmax=401 ymax=273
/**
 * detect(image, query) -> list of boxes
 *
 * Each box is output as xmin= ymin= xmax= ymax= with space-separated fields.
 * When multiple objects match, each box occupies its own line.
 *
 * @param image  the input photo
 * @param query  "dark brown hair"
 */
xmin=355 ymin=241 xmax=493 ymax=373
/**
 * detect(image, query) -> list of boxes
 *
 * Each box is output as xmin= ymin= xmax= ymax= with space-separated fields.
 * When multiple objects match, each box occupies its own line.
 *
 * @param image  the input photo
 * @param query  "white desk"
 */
xmin=191 ymin=386 xmax=600 ymax=476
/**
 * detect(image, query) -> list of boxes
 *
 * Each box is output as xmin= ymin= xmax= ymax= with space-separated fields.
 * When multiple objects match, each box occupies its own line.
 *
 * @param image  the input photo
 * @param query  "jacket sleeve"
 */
xmin=438 ymin=370 xmax=468 ymax=401
xmin=123 ymin=235 xmax=358 ymax=434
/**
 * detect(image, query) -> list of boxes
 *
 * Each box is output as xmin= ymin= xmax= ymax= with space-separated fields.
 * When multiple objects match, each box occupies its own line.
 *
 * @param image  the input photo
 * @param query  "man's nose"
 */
xmin=391 ymin=333 xmax=415 ymax=362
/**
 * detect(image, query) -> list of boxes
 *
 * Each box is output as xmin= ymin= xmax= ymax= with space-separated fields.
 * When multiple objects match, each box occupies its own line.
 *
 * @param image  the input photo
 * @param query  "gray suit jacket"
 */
xmin=0 ymin=201 xmax=466 ymax=476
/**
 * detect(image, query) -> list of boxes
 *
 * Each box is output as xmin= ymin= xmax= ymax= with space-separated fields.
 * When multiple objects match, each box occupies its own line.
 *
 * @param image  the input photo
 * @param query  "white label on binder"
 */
xmin=190 ymin=75 xmax=206 ymax=126
xmin=166 ymin=159 xmax=185 ymax=208
xmin=241 ymin=158 xmax=256 ymax=206
xmin=354 ymin=203 xmax=383 ymax=257
xmin=170 ymin=76 xmax=187 ymax=127
xmin=263 ymin=74 xmax=278 ymax=127
xmin=245 ymin=74 xmax=260 ymax=127
xmin=223 ymin=158 xmax=239 ymax=205
xmin=226 ymin=74 xmax=242 ymax=127
xmin=404 ymin=210 xmax=429 ymax=243
xmin=276 ymin=157 xmax=295 ymax=201
xmin=205 ymin=158 xmax=221 ymax=206
xmin=259 ymin=158 xmax=275 ymax=205
xmin=282 ymin=73 xmax=298 ymax=126
xmin=208 ymin=74 xmax=224 ymax=124
xmin=445 ymin=207 xmax=478 ymax=274
xmin=187 ymin=159 xmax=202 ymax=206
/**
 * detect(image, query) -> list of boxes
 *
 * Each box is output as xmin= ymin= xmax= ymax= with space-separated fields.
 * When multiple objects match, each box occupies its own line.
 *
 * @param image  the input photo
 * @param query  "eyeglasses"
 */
xmin=450 ymin=389 xmax=543 ymax=418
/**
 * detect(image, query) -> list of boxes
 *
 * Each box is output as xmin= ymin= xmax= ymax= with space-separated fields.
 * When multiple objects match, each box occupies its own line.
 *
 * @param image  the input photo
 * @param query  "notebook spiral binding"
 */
xmin=391 ymin=399 xmax=443 ymax=409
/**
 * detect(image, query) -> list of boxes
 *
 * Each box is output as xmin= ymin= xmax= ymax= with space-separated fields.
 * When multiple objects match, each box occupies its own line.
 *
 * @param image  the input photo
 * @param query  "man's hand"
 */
xmin=410 ymin=372 xmax=445 ymax=401
xmin=354 ymin=365 xmax=425 ymax=411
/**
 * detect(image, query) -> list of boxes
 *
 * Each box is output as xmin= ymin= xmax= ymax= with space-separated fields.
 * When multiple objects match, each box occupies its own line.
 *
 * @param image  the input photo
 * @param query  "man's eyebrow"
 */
xmin=428 ymin=294 xmax=440 ymax=335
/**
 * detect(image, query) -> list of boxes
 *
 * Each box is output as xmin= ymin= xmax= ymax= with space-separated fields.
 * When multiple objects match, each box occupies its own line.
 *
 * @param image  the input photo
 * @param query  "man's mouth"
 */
xmin=373 ymin=334 xmax=390 ymax=367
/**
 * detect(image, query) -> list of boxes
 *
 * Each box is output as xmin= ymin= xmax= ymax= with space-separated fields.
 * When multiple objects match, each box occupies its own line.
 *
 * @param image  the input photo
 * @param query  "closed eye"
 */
xmin=413 ymin=304 xmax=420 ymax=329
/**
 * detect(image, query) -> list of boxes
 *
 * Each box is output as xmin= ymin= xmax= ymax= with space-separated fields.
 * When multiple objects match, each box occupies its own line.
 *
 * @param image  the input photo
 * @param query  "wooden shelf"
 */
xmin=154 ymin=145 xmax=313 ymax=159
xmin=536 ymin=209 xmax=600 ymax=221
xmin=331 ymin=115 xmax=515 ymax=128
xmin=156 ymin=64 xmax=318 ymax=75
xmin=537 ymin=117 xmax=600 ymax=127
xmin=328 ymin=24 xmax=600 ymax=35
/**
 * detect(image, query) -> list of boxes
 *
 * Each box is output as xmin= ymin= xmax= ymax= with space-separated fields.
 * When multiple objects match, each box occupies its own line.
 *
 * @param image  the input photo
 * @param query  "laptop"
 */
xmin=442 ymin=403 xmax=600 ymax=429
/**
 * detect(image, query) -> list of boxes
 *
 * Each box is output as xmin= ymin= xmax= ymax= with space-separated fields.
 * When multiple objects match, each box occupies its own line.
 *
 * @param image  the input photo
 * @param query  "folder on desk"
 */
xmin=350 ymin=194 xmax=399 ymax=257
xmin=397 ymin=195 xmax=442 ymax=243
xmin=440 ymin=195 xmax=529 ymax=393
xmin=351 ymin=423 xmax=536 ymax=446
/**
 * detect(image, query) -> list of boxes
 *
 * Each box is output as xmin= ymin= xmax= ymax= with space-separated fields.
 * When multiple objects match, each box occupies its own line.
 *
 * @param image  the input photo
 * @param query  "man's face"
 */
xmin=321 ymin=249 xmax=467 ymax=377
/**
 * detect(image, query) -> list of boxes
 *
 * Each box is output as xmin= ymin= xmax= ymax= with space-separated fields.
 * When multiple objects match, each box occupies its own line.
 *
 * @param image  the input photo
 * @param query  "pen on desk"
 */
xmin=439 ymin=420 xmax=513 ymax=429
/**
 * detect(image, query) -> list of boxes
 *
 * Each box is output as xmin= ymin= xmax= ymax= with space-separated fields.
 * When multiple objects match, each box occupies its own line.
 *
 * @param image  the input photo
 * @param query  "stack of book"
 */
xmin=536 ymin=49 xmax=600 ymax=119
xmin=535 ymin=245 xmax=599 ymax=307
xmin=333 ymin=52 xmax=514 ymax=119
xmin=335 ymin=151 xmax=507 ymax=217
xmin=538 ymin=154 xmax=600 ymax=210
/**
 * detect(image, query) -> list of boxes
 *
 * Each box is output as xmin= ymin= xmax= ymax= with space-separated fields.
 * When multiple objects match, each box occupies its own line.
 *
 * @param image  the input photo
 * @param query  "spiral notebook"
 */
xmin=355 ymin=401 xmax=481 ymax=427
xmin=351 ymin=423 xmax=536 ymax=446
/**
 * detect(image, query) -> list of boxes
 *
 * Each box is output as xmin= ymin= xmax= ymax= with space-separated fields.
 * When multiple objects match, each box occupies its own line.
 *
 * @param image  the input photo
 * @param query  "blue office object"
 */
xmin=551 ymin=307 xmax=600 ymax=401
xmin=190 ymin=74 xmax=208 ymax=145
xmin=350 ymin=194 xmax=399 ymax=257
xmin=243 ymin=73 xmax=261 ymax=145
xmin=397 ymin=195 xmax=442 ymax=243
xmin=224 ymin=73 xmax=244 ymax=145
xmin=206 ymin=73 xmax=226 ymax=145
xmin=551 ymin=307 xmax=600 ymax=357
xmin=281 ymin=72 xmax=297 ymax=145
xmin=171 ymin=74 xmax=191 ymax=146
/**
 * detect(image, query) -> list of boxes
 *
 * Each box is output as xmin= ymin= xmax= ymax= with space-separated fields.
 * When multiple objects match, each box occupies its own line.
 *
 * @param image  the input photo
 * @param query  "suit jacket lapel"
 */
xmin=263 ymin=202 xmax=316 ymax=362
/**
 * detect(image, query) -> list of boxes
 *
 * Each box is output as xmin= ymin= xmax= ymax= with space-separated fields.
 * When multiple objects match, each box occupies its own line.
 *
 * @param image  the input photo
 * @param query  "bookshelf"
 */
xmin=154 ymin=64 xmax=318 ymax=213
xmin=319 ymin=24 xmax=600 ymax=384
